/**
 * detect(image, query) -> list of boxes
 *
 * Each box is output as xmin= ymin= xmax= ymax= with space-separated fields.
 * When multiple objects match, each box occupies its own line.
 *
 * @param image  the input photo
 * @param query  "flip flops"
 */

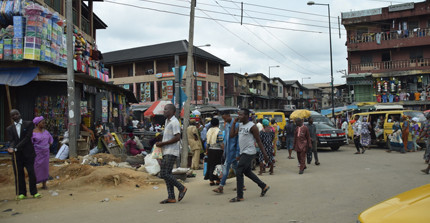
xmin=229 ymin=197 xmax=244 ymax=202
xmin=261 ymin=185 xmax=270 ymax=197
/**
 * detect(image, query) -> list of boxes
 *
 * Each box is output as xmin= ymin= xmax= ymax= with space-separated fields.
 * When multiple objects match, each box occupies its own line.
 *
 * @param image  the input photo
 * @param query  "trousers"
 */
xmin=296 ymin=150 xmax=307 ymax=171
xmin=236 ymin=154 xmax=266 ymax=199
xmin=12 ymin=152 xmax=37 ymax=196
xmin=160 ymin=155 xmax=185 ymax=199
xmin=307 ymin=140 xmax=318 ymax=164
xmin=191 ymin=149 xmax=200 ymax=170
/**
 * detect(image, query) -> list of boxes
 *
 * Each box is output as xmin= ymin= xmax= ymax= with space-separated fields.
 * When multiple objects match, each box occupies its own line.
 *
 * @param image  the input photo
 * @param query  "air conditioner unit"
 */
xmin=146 ymin=69 xmax=154 ymax=74
xmin=204 ymin=97 xmax=209 ymax=104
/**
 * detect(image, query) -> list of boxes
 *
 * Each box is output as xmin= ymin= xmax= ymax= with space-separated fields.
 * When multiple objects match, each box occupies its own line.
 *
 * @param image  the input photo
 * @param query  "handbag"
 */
xmin=151 ymin=146 xmax=163 ymax=159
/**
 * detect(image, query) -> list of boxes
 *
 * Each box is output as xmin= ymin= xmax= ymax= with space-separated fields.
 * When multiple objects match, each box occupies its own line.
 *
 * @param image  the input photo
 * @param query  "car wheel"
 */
xmin=330 ymin=146 xmax=340 ymax=151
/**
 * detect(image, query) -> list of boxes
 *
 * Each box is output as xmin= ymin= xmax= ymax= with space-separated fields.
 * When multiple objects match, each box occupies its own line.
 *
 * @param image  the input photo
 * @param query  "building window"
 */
xmin=220 ymin=86 xmax=224 ymax=96
xmin=408 ymin=21 xmax=419 ymax=30
xmin=128 ymin=65 xmax=133 ymax=77
xmin=45 ymin=0 xmax=62 ymax=13
xmin=410 ymin=49 xmax=423 ymax=62
xmin=360 ymin=55 xmax=373 ymax=64
xmin=279 ymin=86 xmax=282 ymax=93
xmin=234 ymin=79 xmax=238 ymax=87
xmin=263 ymin=83 xmax=266 ymax=91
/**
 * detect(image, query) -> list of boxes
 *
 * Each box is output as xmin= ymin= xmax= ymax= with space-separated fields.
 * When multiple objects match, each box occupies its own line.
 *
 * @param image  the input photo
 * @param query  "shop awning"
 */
xmin=144 ymin=100 xmax=184 ymax=117
xmin=0 ymin=67 xmax=40 ymax=86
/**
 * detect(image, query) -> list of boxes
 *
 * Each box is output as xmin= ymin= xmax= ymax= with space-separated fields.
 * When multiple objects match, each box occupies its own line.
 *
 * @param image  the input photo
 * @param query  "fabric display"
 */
xmin=34 ymin=95 xmax=68 ymax=135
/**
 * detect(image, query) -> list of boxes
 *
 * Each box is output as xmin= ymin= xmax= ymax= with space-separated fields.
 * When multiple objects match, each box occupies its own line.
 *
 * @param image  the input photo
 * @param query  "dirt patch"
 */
xmin=92 ymin=153 xmax=122 ymax=163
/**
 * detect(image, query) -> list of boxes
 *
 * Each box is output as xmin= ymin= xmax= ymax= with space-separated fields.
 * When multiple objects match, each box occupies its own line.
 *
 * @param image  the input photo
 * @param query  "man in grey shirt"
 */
xmin=306 ymin=117 xmax=320 ymax=165
xmin=229 ymin=108 xmax=270 ymax=202
xmin=156 ymin=104 xmax=187 ymax=204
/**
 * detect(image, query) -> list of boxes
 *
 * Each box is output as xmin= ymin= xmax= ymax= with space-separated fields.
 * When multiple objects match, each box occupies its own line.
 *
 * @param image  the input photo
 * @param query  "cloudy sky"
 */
xmin=92 ymin=0 xmax=418 ymax=84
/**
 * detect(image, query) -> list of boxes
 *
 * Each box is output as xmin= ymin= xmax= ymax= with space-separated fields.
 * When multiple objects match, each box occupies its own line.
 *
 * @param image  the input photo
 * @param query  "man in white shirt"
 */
xmin=156 ymin=104 xmax=187 ymax=204
xmin=352 ymin=115 xmax=363 ymax=154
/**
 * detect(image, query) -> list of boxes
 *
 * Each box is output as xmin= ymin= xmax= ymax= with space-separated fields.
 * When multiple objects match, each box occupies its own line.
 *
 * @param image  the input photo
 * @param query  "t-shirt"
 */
xmin=414 ymin=92 xmax=421 ymax=101
xmin=238 ymin=122 xmax=256 ymax=155
xmin=162 ymin=116 xmax=181 ymax=157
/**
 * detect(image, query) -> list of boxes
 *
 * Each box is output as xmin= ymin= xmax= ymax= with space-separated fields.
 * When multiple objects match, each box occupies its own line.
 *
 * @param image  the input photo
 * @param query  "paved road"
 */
xmin=1 ymin=144 xmax=429 ymax=223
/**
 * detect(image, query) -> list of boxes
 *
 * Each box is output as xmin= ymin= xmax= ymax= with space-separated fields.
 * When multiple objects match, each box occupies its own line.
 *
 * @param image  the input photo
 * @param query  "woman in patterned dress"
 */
xmin=360 ymin=117 xmax=371 ymax=152
xmin=258 ymin=119 xmax=275 ymax=175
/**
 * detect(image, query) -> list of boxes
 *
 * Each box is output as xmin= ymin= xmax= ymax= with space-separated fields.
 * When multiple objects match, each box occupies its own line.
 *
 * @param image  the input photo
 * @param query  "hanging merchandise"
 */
xmin=377 ymin=81 xmax=381 ymax=92
xmin=34 ymin=95 xmax=68 ymax=135
xmin=384 ymin=81 xmax=388 ymax=92
xmin=390 ymin=81 xmax=396 ymax=92
xmin=101 ymin=98 xmax=108 ymax=123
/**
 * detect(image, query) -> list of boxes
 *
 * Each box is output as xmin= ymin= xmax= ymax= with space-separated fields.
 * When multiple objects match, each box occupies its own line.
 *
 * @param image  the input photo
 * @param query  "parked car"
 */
xmin=357 ymin=184 xmax=430 ymax=223
xmin=315 ymin=123 xmax=347 ymax=151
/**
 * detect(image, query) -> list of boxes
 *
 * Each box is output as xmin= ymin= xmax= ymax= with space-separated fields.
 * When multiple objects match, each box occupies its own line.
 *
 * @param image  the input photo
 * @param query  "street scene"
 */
xmin=1 ymin=0 xmax=430 ymax=223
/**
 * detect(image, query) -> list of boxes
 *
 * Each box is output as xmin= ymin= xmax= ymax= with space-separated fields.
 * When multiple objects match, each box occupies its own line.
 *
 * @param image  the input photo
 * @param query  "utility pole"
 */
xmin=181 ymin=0 xmax=196 ymax=168
xmin=174 ymin=55 xmax=181 ymax=118
xmin=66 ymin=0 xmax=77 ymax=157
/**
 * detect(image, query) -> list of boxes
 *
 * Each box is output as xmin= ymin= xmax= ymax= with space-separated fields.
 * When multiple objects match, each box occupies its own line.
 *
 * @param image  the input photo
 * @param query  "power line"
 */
xmin=212 ymin=0 xmax=321 ymax=74
xmin=215 ymin=0 xmax=338 ymax=19
xmin=104 ymin=0 xmax=328 ymax=34
xmin=224 ymin=0 xmax=329 ymax=71
xmin=173 ymin=0 xmax=340 ymax=26
xmin=133 ymin=0 xmax=344 ymax=31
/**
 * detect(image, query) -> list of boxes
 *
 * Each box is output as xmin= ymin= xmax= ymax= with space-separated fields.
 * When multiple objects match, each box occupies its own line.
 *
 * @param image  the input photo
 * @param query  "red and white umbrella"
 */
xmin=144 ymin=100 xmax=184 ymax=117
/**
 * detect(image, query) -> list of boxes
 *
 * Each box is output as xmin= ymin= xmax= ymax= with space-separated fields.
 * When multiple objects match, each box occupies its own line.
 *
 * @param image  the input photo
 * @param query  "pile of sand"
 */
xmin=0 ymin=155 xmax=160 ymax=191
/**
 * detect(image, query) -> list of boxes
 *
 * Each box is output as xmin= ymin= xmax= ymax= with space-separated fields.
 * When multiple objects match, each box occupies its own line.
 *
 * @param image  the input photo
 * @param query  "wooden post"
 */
xmin=5 ymin=85 xmax=12 ymax=111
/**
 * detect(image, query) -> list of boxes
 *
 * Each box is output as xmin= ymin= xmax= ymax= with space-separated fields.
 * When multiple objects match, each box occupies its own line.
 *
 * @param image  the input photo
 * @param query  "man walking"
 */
xmin=187 ymin=119 xmax=202 ymax=170
xmin=7 ymin=109 xmax=41 ymax=200
xmin=306 ymin=117 xmax=320 ymax=165
xmin=229 ymin=108 xmax=270 ymax=202
xmin=419 ymin=113 xmax=430 ymax=165
xmin=156 ymin=104 xmax=187 ymax=204
xmin=294 ymin=118 xmax=311 ymax=174
xmin=271 ymin=119 xmax=279 ymax=156
xmin=213 ymin=111 xmax=240 ymax=194
xmin=284 ymin=119 xmax=296 ymax=159
xmin=352 ymin=115 xmax=364 ymax=154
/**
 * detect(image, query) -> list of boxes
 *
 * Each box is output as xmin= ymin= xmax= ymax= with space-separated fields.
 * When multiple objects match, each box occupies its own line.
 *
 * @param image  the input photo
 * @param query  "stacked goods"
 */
xmin=12 ymin=16 xmax=23 ymax=60
xmin=0 ymin=0 xmax=109 ymax=81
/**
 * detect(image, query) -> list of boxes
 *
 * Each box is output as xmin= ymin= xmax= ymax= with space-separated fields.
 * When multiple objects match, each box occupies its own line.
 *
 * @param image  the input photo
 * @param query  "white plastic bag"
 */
xmin=55 ymin=144 xmax=69 ymax=160
xmin=144 ymin=154 xmax=160 ymax=175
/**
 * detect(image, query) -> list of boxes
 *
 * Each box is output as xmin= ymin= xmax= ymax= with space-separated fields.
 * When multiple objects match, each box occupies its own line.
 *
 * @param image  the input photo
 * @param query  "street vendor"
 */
xmin=124 ymin=133 xmax=145 ymax=156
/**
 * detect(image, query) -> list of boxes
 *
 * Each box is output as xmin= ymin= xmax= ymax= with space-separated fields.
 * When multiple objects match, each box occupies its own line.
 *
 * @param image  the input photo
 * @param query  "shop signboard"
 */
xmin=155 ymin=72 xmax=175 ymax=78
xmin=140 ymin=82 xmax=151 ymax=102
xmin=389 ymin=3 xmax=414 ymax=12
xmin=161 ymin=80 xmax=174 ymax=99
xmin=197 ymin=81 xmax=203 ymax=100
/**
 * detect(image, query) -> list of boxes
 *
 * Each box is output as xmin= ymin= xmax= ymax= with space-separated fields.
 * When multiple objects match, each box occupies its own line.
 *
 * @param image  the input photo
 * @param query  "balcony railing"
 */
xmin=350 ymin=58 xmax=430 ymax=72
xmin=348 ymin=28 xmax=430 ymax=44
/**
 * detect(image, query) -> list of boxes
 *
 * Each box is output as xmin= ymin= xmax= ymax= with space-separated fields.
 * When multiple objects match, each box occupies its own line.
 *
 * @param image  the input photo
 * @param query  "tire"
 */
xmin=330 ymin=146 xmax=340 ymax=151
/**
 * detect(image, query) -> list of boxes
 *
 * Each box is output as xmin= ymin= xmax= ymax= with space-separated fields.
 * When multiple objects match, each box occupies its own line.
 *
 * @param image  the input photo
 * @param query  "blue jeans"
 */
xmin=219 ymin=158 xmax=238 ymax=187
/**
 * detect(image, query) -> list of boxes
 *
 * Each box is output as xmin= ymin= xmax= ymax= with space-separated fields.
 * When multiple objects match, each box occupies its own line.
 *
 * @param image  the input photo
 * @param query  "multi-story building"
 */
xmin=103 ymin=40 xmax=229 ymax=106
xmin=224 ymin=72 xmax=249 ymax=108
xmin=342 ymin=1 xmax=430 ymax=110
xmin=0 ymin=0 xmax=134 ymax=142
xmin=283 ymin=80 xmax=306 ymax=108
xmin=302 ymin=84 xmax=323 ymax=110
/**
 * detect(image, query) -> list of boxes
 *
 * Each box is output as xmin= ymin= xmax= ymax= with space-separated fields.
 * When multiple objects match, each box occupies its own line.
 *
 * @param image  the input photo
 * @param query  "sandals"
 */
xmin=229 ymin=197 xmax=244 ymax=202
xmin=33 ymin=193 xmax=42 ymax=198
xmin=261 ymin=186 xmax=270 ymax=197
xmin=288 ymin=156 xmax=295 ymax=159
xmin=213 ymin=187 xmax=224 ymax=194
xmin=209 ymin=182 xmax=216 ymax=186
xmin=178 ymin=187 xmax=187 ymax=202
xmin=160 ymin=199 xmax=177 ymax=204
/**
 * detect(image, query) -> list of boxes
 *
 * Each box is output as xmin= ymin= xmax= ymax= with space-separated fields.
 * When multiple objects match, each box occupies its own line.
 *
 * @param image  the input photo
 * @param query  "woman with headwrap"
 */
xmin=258 ymin=119 xmax=275 ymax=175
xmin=32 ymin=116 xmax=53 ymax=189
xmin=125 ymin=133 xmax=145 ymax=156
